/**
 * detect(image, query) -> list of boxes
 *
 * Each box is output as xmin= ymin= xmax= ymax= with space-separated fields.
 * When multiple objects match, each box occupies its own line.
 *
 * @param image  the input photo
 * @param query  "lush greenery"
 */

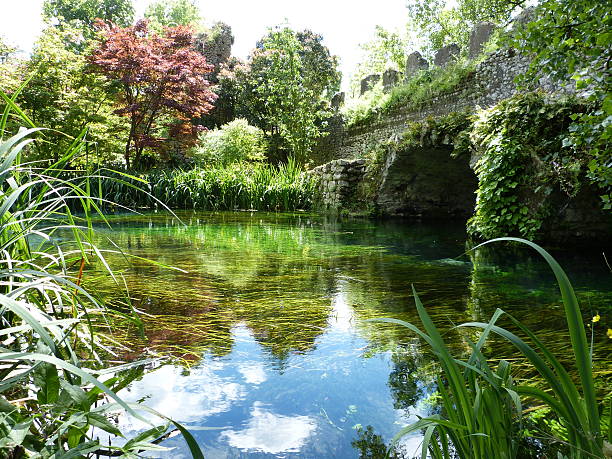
xmin=144 ymin=0 xmax=202 ymax=32
xmin=192 ymin=118 xmax=267 ymax=166
xmin=510 ymin=0 xmax=611 ymax=209
xmin=94 ymin=159 xmax=317 ymax=211
xmin=0 ymin=99 xmax=203 ymax=456
xmin=217 ymin=26 xmax=340 ymax=164
xmin=349 ymin=26 xmax=411 ymax=97
xmin=468 ymin=92 xmax=593 ymax=240
xmin=89 ymin=19 xmax=217 ymax=169
xmin=1 ymin=1 xmax=341 ymax=169
xmin=373 ymin=238 xmax=609 ymax=458
xmin=406 ymin=0 xmax=525 ymax=57
xmin=343 ymin=57 xmax=476 ymax=128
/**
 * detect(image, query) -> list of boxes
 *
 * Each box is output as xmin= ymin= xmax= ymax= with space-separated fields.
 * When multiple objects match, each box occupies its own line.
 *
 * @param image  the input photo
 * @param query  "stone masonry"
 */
xmin=309 ymin=159 xmax=367 ymax=210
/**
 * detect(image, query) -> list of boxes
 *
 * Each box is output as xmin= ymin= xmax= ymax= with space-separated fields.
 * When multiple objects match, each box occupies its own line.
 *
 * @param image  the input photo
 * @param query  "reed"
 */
xmin=372 ymin=238 xmax=608 ymax=458
xmin=91 ymin=158 xmax=317 ymax=212
xmin=0 ymin=92 xmax=204 ymax=457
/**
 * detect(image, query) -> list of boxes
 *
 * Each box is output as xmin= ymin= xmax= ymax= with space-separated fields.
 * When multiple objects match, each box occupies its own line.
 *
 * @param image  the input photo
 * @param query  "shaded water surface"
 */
xmin=85 ymin=211 xmax=611 ymax=458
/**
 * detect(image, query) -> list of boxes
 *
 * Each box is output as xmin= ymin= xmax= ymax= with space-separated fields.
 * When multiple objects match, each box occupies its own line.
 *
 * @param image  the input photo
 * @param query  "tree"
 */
xmin=219 ymin=26 xmax=340 ymax=163
xmin=43 ymin=0 xmax=134 ymax=29
xmin=512 ymin=0 xmax=611 ymax=208
xmin=406 ymin=0 xmax=526 ymax=55
xmin=295 ymin=30 xmax=341 ymax=98
xmin=350 ymin=26 xmax=410 ymax=96
xmin=145 ymin=0 xmax=202 ymax=33
xmin=89 ymin=19 xmax=216 ymax=169
xmin=12 ymin=25 xmax=128 ymax=165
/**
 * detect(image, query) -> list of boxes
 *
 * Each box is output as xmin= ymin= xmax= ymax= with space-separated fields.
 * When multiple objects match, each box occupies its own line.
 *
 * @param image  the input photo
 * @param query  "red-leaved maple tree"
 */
xmin=89 ymin=19 xmax=217 ymax=168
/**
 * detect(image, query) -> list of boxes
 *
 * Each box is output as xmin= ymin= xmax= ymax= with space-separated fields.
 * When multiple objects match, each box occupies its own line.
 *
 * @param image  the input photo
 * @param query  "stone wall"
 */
xmin=376 ymin=146 xmax=477 ymax=218
xmin=309 ymin=159 xmax=366 ymax=210
xmin=330 ymin=48 xmax=551 ymax=161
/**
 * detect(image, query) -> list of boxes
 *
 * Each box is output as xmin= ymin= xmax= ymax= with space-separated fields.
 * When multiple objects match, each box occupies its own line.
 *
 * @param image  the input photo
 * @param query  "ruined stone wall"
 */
xmin=308 ymin=159 xmax=366 ymax=211
xmin=332 ymin=48 xmax=561 ymax=160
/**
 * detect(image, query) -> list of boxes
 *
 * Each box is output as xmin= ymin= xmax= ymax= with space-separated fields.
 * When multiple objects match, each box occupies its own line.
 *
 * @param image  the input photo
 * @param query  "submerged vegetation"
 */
xmin=0 ymin=0 xmax=610 ymax=456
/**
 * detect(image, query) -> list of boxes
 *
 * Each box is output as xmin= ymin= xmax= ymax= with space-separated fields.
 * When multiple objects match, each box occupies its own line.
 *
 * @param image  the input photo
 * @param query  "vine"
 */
xmin=467 ymin=92 xmax=589 ymax=240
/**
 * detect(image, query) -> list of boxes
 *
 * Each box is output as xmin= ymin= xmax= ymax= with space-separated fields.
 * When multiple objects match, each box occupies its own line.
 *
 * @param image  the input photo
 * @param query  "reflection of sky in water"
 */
xmin=221 ymin=402 xmax=317 ymax=454
xmin=114 ymin=283 xmax=429 ymax=458
xmin=86 ymin=212 xmax=612 ymax=457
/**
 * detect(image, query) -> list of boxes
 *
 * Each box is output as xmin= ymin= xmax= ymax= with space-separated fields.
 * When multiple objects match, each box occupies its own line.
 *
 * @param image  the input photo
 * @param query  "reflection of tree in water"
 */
xmin=351 ymin=425 xmax=409 ymax=459
xmin=86 ymin=213 xmax=344 ymax=363
xmin=388 ymin=347 xmax=434 ymax=412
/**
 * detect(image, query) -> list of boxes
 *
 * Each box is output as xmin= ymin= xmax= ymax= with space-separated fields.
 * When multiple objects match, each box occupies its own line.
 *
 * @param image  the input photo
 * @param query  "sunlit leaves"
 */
xmin=90 ymin=19 xmax=217 ymax=168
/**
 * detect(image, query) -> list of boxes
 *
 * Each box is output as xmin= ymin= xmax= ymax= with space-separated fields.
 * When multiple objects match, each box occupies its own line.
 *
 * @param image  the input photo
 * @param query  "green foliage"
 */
xmin=467 ymin=92 xmax=590 ymax=240
xmin=344 ymin=58 xmax=475 ymax=128
xmin=13 ymin=25 xmax=128 ymax=165
xmin=219 ymin=26 xmax=340 ymax=164
xmin=350 ymin=26 xmax=411 ymax=96
xmin=192 ymin=118 xmax=266 ymax=166
xmin=510 ymin=0 xmax=611 ymax=209
xmin=0 ymin=99 xmax=204 ymax=457
xmin=43 ymin=0 xmax=134 ymax=30
xmin=406 ymin=0 xmax=526 ymax=56
xmin=95 ymin=159 xmax=317 ymax=211
xmin=373 ymin=238 xmax=607 ymax=458
xmin=145 ymin=0 xmax=203 ymax=33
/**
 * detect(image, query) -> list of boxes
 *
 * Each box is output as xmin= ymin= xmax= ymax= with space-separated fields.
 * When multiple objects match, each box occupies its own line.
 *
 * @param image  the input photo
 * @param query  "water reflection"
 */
xmin=221 ymin=402 xmax=317 ymax=454
xmin=83 ymin=211 xmax=610 ymax=457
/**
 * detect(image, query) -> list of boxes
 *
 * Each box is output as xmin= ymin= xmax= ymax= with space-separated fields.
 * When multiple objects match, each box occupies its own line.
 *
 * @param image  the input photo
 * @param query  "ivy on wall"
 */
xmin=359 ymin=93 xmax=603 ymax=240
xmin=467 ymin=92 xmax=589 ymax=239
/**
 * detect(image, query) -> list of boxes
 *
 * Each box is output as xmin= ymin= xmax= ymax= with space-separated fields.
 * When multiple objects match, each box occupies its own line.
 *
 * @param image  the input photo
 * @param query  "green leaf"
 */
xmin=86 ymin=412 xmax=123 ymax=437
xmin=33 ymin=362 xmax=60 ymax=405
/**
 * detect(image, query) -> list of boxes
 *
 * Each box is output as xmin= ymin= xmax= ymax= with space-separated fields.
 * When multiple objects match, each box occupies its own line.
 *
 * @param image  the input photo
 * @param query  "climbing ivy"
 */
xmin=467 ymin=92 xmax=588 ymax=240
xmin=399 ymin=111 xmax=473 ymax=153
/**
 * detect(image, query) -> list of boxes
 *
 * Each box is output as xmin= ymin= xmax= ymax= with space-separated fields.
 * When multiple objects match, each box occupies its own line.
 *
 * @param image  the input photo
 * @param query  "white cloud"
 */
xmin=237 ymin=362 xmax=267 ymax=385
xmin=221 ymin=401 xmax=317 ymax=454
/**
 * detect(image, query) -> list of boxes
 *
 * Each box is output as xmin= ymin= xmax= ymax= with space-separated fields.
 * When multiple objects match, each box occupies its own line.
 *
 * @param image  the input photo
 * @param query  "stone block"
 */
xmin=405 ymin=51 xmax=429 ymax=79
xmin=383 ymin=69 xmax=401 ymax=91
xmin=331 ymin=92 xmax=345 ymax=109
xmin=360 ymin=74 xmax=380 ymax=96
xmin=434 ymin=44 xmax=460 ymax=67
xmin=469 ymin=22 xmax=496 ymax=58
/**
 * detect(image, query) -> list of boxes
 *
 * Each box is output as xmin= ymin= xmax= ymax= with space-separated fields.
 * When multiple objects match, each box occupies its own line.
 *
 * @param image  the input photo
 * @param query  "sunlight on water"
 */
xmin=84 ymin=211 xmax=610 ymax=458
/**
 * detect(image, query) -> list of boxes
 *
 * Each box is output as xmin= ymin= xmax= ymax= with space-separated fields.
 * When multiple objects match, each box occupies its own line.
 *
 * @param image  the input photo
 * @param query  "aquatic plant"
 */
xmin=0 ymin=93 xmax=204 ymax=457
xmin=94 ymin=157 xmax=317 ymax=212
xmin=373 ymin=238 xmax=608 ymax=458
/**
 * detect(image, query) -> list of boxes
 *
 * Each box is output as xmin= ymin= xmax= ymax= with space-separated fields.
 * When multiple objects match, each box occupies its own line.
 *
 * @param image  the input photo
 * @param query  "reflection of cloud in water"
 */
xmin=221 ymin=402 xmax=317 ymax=454
xmin=117 ymin=363 xmax=244 ymax=432
xmin=237 ymin=362 xmax=267 ymax=385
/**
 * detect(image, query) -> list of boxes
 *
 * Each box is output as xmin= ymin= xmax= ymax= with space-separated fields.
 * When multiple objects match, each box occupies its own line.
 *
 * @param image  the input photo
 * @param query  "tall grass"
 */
xmin=372 ymin=238 xmax=609 ymax=458
xmin=93 ymin=159 xmax=317 ymax=212
xmin=0 ymin=92 xmax=204 ymax=456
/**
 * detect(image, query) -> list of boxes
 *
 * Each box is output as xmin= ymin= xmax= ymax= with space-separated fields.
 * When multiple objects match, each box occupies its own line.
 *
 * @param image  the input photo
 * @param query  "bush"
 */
xmin=192 ymin=118 xmax=267 ymax=166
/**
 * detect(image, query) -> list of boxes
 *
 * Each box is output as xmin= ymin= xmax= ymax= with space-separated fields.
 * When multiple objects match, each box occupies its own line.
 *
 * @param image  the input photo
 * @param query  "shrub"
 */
xmin=192 ymin=118 xmax=267 ymax=166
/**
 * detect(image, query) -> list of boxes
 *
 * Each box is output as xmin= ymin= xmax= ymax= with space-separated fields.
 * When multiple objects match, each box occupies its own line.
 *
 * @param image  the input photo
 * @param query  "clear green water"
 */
xmin=85 ymin=211 xmax=611 ymax=458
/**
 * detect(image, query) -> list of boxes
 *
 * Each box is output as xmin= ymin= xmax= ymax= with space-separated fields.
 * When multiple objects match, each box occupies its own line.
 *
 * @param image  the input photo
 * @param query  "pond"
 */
xmin=84 ymin=211 xmax=611 ymax=458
